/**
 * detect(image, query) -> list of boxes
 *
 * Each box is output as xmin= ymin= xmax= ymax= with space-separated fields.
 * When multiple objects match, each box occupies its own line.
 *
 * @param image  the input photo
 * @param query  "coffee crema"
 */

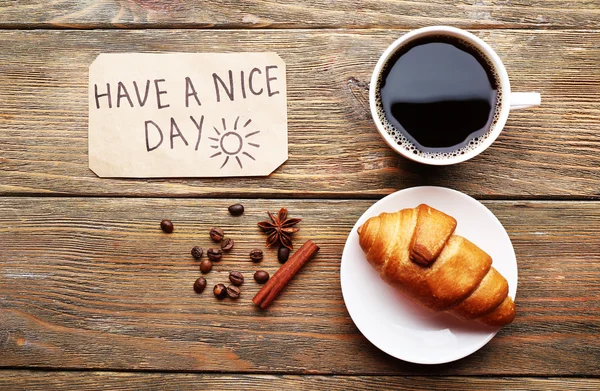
xmin=376 ymin=35 xmax=502 ymax=159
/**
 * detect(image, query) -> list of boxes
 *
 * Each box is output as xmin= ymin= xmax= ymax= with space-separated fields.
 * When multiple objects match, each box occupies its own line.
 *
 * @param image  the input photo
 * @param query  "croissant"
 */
xmin=358 ymin=204 xmax=515 ymax=327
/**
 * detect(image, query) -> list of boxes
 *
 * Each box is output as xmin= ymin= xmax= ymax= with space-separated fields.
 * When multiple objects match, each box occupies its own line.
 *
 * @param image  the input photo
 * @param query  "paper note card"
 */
xmin=88 ymin=53 xmax=287 ymax=177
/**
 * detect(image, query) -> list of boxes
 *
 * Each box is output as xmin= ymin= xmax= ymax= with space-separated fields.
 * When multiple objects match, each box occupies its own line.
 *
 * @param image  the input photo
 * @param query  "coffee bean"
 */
xmin=221 ymin=238 xmax=234 ymax=252
xmin=254 ymin=270 xmax=270 ymax=284
xmin=191 ymin=246 xmax=203 ymax=260
xmin=226 ymin=285 xmax=241 ymax=299
xmin=160 ymin=219 xmax=174 ymax=233
xmin=206 ymin=248 xmax=223 ymax=262
xmin=209 ymin=227 xmax=225 ymax=242
xmin=249 ymin=249 xmax=263 ymax=262
xmin=278 ymin=246 xmax=290 ymax=263
xmin=213 ymin=283 xmax=227 ymax=299
xmin=229 ymin=271 xmax=244 ymax=286
xmin=228 ymin=204 xmax=244 ymax=216
xmin=193 ymin=277 xmax=207 ymax=293
xmin=207 ymin=248 xmax=223 ymax=262
xmin=200 ymin=259 xmax=213 ymax=274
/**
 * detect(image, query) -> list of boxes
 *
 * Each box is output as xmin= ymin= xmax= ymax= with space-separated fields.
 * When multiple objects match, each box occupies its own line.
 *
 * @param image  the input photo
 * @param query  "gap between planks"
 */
xmin=1 ymin=367 xmax=600 ymax=378
xmin=0 ymin=25 xmax=588 ymax=31
xmin=0 ymin=193 xmax=599 ymax=201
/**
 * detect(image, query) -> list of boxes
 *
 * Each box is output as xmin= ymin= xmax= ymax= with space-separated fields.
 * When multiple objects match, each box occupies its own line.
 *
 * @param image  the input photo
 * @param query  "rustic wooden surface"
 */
xmin=1 ymin=29 xmax=599 ymax=198
xmin=1 ymin=199 xmax=599 ymax=375
xmin=1 ymin=0 xmax=600 ymax=388
xmin=1 ymin=372 xmax=600 ymax=391
xmin=1 ymin=0 xmax=600 ymax=29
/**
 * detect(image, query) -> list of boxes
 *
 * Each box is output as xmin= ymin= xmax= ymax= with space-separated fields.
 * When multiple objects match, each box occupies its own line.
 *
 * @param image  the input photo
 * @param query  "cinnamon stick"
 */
xmin=253 ymin=240 xmax=319 ymax=309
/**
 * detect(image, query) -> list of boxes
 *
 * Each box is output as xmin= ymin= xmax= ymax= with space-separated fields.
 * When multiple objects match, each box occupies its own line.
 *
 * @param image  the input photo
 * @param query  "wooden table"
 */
xmin=1 ymin=1 xmax=599 ymax=390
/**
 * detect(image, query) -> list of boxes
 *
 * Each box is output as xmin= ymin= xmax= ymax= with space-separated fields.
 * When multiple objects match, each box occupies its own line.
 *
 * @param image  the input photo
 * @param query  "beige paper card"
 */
xmin=89 ymin=53 xmax=287 ymax=177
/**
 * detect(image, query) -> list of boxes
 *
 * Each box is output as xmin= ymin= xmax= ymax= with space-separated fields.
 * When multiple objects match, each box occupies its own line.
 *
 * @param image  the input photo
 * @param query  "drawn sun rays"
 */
xmin=209 ymin=116 xmax=260 ymax=169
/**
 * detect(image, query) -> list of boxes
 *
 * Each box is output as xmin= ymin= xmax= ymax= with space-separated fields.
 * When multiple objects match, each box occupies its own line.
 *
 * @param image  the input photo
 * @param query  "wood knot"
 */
xmin=347 ymin=77 xmax=370 ymax=91
xmin=0 ymin=329 xmax=26 ymax=347
xmin=0 ymin=330 xmax=9 ymax=346
xmin=347 ymin=77 xmax=371 ymax=119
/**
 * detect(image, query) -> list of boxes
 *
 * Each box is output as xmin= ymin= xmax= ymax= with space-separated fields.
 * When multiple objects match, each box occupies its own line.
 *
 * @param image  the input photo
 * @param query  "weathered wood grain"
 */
xmin=1 ymin=372 xmax=600 ymax=391
xmin=0 ymin=29 xmax=599 ymax=198
xmin=1 ymin=198 xmax=598 ymax=374
xmin=1 ymin=0 xmax=600 ymax=29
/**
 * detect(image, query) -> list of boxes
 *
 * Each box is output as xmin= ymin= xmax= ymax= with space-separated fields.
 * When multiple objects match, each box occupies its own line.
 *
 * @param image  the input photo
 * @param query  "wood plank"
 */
xmin=1 ymin=1 xmax=600 ymax=29
xmin=0 ymin=29 xmax=599 ymax=198
xmin=1 ymin=372 xmax=600 ymax=391
xmin=1 ymin=198 xmax=598 ymax=374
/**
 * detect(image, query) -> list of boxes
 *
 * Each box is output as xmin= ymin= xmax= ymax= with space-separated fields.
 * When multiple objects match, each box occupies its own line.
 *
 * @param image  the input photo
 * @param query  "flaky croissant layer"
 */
xmin=358 ymin=204 xmax=515 ymax=327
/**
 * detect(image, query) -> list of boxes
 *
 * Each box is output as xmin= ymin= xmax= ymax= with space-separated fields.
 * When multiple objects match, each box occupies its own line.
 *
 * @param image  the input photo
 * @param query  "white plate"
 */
xmin=340 ymin=186 xmax=517 ymax=364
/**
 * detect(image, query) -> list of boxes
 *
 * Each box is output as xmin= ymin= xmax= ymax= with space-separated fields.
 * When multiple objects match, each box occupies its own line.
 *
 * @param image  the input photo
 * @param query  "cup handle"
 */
xmin=510 ymin=92 xmax=541 ymax=110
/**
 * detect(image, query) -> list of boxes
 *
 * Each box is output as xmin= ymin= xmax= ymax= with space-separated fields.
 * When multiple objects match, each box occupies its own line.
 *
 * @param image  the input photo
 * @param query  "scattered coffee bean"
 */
xmin=209 ymin=227 xmax=225 ymax=242
xmin=160 ymin=219 xmax=174 ymax=233
xmin=200 ymin=259 xmax=213 ymax=274
xmin=278 ymin=246 xmax=290 ymax=263
xmin=191 ymin=246 xmax=203 ymax=260
xmin=254 ymin=270 xmax=270 ymax=284
xmin=213 ymin=283 xmax=227 ymax=299
xmin=193 ymin=277 xmax=207 ymax=293
xmin=249 ymin=249 xmax=263 ymax=262
xmin=221 ymin=238 xmax=234 ymax=252
xmin=229 ymin=271 xmax=244 ymax=286
xmin=226 ymin=285 xmax=241 ymax=299
xmin=207 ymin=248 xmax=223 ymax=262
xmin=228 ymin=204 xmax=245 ymax=216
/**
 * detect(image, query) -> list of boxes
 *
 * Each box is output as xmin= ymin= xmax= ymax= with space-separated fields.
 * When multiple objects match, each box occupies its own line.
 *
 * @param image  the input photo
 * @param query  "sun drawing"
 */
xmin=209 ymin=116 xmax=260 ymax=169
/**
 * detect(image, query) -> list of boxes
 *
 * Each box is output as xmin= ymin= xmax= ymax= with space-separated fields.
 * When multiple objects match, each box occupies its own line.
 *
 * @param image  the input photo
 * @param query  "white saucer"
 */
xmin=340 ymin=186 xmax=517 ymax=364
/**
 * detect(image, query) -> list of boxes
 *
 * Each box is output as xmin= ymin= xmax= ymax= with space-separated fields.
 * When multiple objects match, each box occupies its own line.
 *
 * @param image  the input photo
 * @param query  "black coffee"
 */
xmin=379 ymin=36 xmax=499 ymax=155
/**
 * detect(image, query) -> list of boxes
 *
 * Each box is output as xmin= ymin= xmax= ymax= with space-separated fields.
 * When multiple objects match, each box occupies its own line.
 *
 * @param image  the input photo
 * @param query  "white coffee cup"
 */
xmin=369 ymin=26 xmax=541 ymax=165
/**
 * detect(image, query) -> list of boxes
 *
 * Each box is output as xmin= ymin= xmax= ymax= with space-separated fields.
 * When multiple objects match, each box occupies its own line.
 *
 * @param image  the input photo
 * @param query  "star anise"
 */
xmin=257 ymin=207 xmax=301 ymax=250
